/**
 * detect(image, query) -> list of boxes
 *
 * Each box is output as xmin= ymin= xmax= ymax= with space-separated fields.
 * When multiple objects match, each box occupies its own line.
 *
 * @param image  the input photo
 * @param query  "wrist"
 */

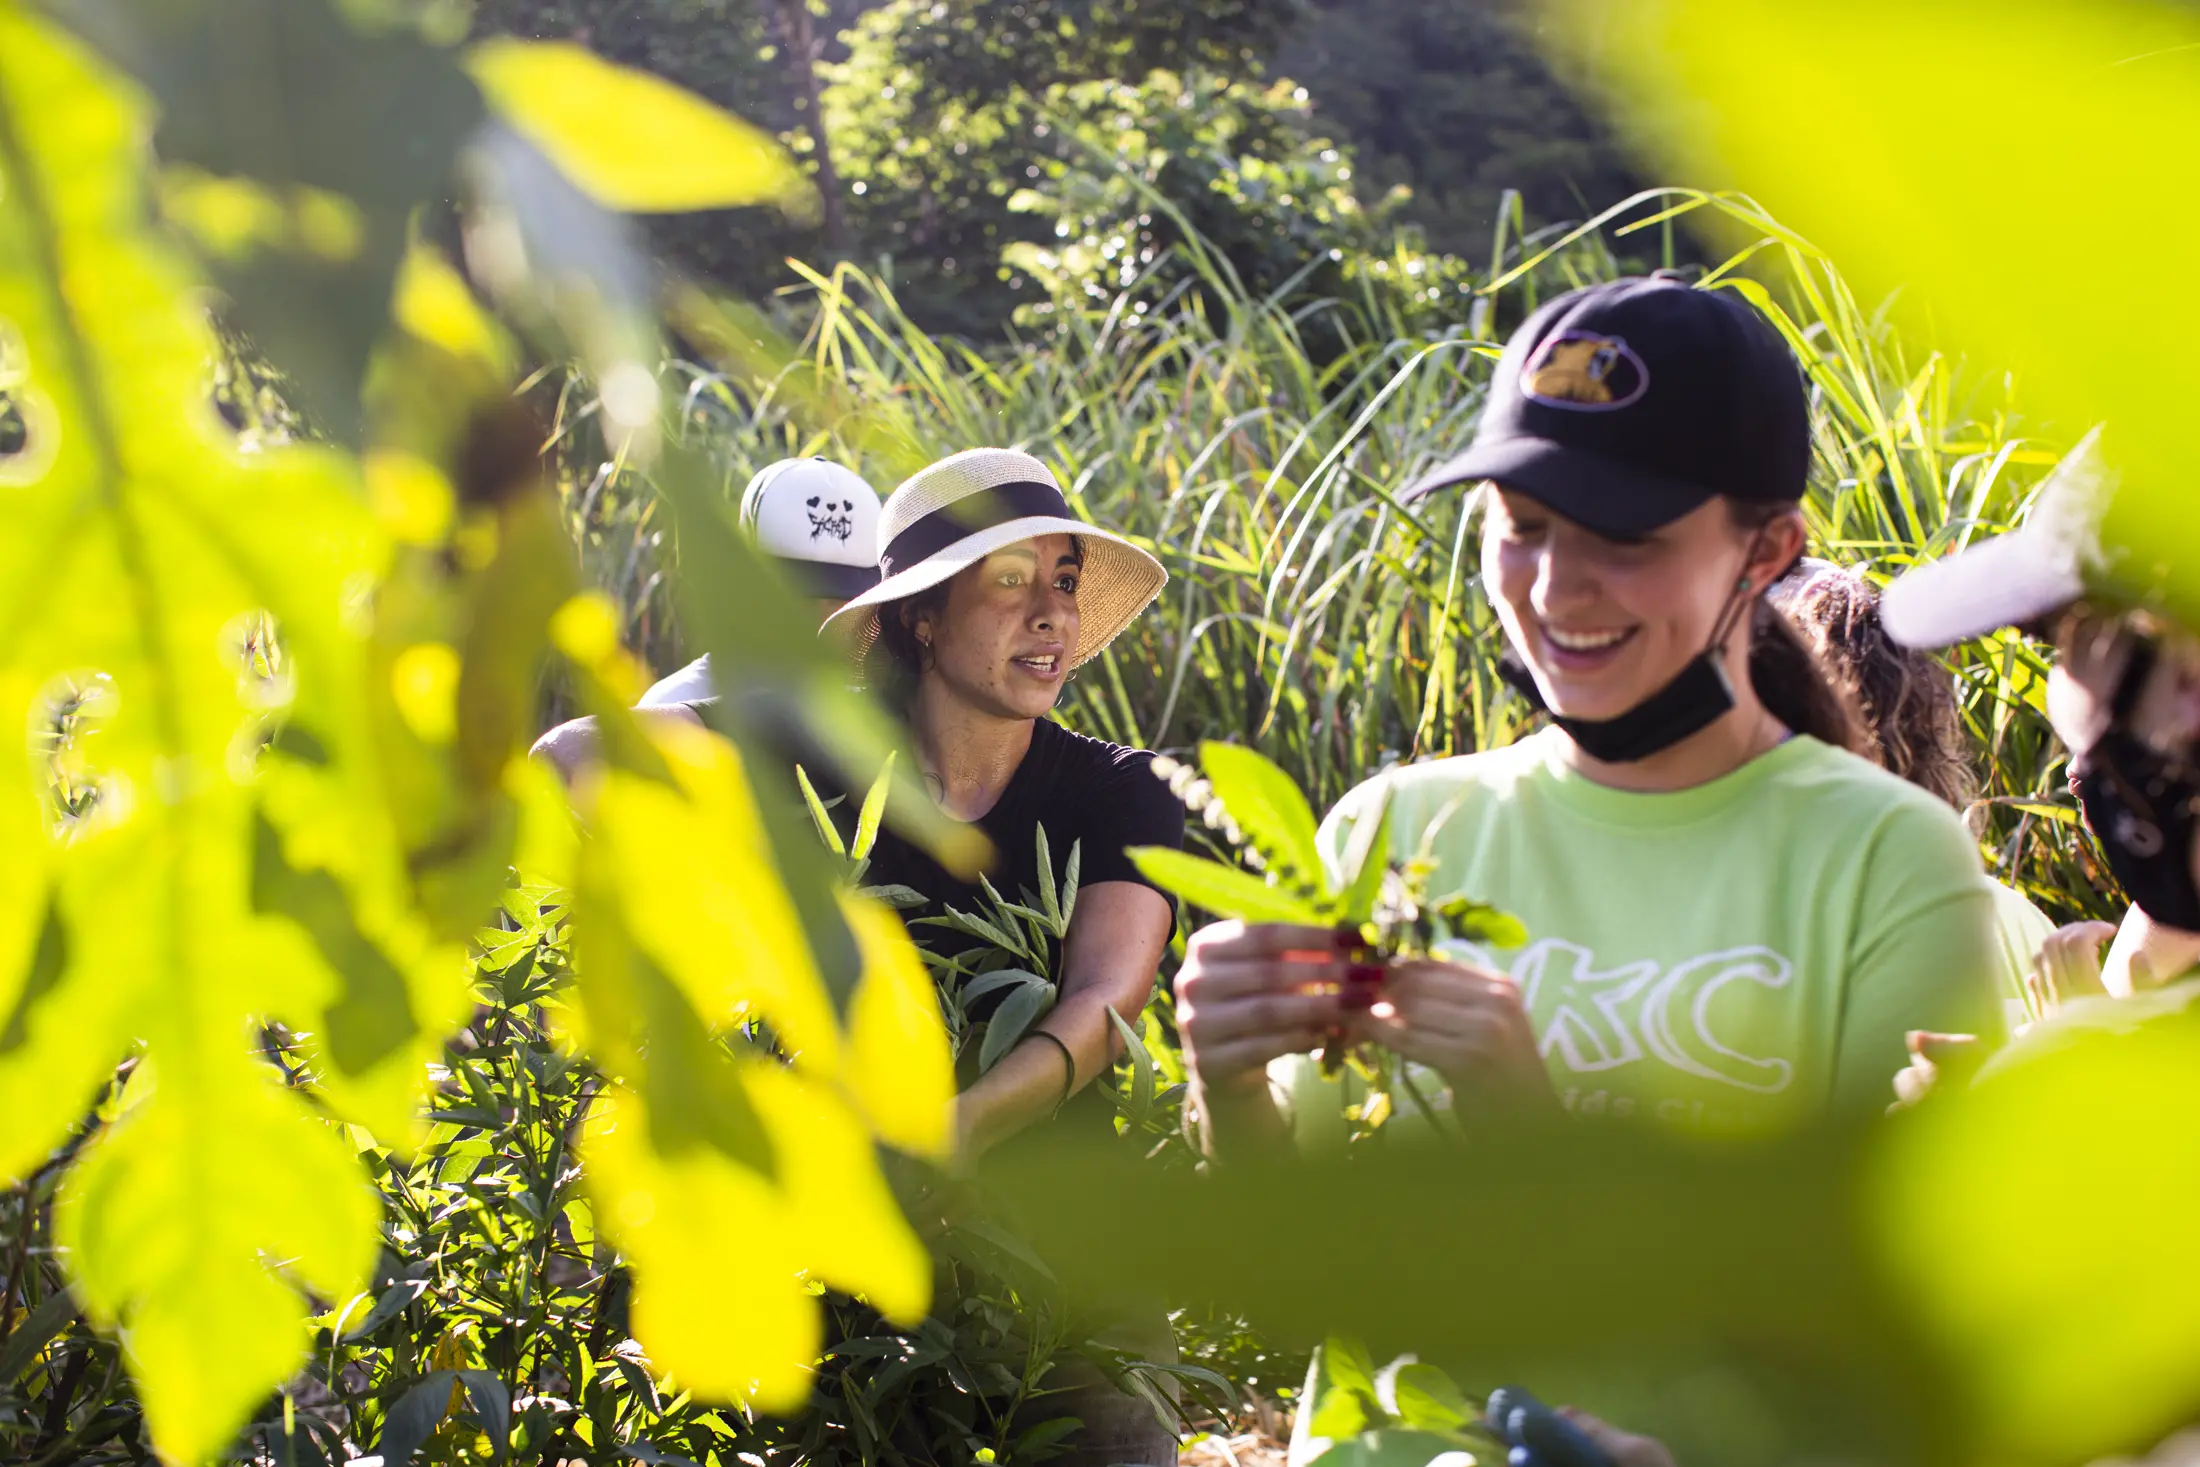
xmin=951 ymin=1092 xmax=991 ymax=1165
xmin=1201 ymin=1066 xmax=1277 ymax=1108
xmin=1440 ymin=1055 xmax=1558 ymax=1116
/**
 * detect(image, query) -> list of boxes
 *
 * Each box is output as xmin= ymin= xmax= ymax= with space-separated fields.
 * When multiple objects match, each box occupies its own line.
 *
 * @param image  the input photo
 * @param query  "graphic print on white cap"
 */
xmin=739 ymin=458 xmax=885 ymax=602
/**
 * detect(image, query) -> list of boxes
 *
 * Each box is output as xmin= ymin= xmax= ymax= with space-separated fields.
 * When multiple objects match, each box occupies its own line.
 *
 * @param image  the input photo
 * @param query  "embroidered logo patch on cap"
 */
xmin=1521 ymin=332 xmax=1649 ymax=412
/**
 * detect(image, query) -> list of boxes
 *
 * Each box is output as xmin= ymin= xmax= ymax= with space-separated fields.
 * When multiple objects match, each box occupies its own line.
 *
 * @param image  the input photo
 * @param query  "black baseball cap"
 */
xmin=1405 ymin=275 xmax=1811 ymax=537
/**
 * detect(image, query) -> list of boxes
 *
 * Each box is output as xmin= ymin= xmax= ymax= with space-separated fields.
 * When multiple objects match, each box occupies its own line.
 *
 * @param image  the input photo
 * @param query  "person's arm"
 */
xmin=952 ymin=881 xmax=1172 ymax=1161
xmin=527 ymin=704 xmax=704 ymax=785
xmin=2102 ymin=905 xmax=2200 ymax=995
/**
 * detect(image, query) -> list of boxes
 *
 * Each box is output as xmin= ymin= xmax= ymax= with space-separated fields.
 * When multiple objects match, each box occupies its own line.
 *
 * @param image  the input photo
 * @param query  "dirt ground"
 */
xmin=1180 ymin=1396 xmax=1292 ymax=1466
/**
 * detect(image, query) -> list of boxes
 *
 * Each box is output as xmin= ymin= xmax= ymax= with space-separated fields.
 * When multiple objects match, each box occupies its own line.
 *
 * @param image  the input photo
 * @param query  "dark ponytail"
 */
xmin=1727 ymin=502 xmax=1863 ymax=752
xmin=1774 ymin=566 xmax=1977 ymax=809
xmin=1747 ymin=598 xmax=1862 ymax=751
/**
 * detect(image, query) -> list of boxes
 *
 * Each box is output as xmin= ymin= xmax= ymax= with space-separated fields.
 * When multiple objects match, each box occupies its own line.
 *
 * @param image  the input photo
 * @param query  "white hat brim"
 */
xmin=1881 ymin=528 xmax=2086 ymax=648
xmin=822 ymin=515 xmax=1166 ymax=669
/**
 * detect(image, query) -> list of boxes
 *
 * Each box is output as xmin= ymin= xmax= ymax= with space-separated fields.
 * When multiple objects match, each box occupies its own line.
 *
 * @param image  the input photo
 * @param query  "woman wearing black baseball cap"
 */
xmin=1178 ymin=276 xmax=2007 ymax=1153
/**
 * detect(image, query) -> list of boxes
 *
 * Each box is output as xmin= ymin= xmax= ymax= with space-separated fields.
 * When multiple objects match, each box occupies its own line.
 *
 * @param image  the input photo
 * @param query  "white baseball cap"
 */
xmin=740 ymin=457 xmax=884 ymax=601
xmin=1883 ymin=427 xmax=2113 ymax=648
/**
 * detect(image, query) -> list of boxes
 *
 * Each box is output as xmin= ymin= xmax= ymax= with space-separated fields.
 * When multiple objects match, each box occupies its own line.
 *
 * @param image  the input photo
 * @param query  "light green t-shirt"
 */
xmin=1988 ymin=879 xmax=2058 ymax=1031
xmin=1315 ymin=730 xmax=2006 ymax=1135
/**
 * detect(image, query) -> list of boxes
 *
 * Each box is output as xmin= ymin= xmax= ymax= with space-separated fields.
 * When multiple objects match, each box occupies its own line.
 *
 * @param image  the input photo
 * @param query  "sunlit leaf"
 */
xmin=50 ymin=0 xmax=485 ymax=433
xmin=465 ymin=39 xmax=813 ymax=216
xmin=1334 ymin=790 xmax=1393 ymax=925
xmin=1560 ymin=0 xmax=2200 ymax=620
xmin=1129 ymin=847 xmax=1328 ymax=926
xmin=1870 ymin=1010 xmax=2200 ymax=1461
xmin=581 ymin=1061 xmax=931 ymax=1412
xmin=0 ymin=16 xmax=464 ymax=1457
xmin=57 ymin=1051 xmax=380 ymax=1465
xmin=852 ymin=754 xmax=894 ymax=864
xmin=580 ymin=720 xmax=841 ymax=1069
xmin=840 ymin=894 xmax=954 ymax=1160
xmin=1200 ymin=740 xmax=1328 ymax=893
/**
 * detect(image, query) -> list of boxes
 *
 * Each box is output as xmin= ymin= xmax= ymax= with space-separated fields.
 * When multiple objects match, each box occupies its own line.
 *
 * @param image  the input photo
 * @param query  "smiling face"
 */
xmin=906 ymin=533 xmax=1083 ymax=721
xmin=1481 ymin=488 xmax=1798 ymax=722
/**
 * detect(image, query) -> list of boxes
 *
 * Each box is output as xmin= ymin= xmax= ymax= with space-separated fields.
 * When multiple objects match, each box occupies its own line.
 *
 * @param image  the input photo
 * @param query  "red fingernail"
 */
xmin=1341 ymin=962 xmax=1383 ymax=1011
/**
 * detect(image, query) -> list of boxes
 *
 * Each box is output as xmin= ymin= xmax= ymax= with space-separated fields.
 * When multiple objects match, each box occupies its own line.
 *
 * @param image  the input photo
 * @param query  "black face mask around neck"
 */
xmin=1498 ymin=646 xmax=1737 ymax=764
xmin=2072 ymin=730 xmax=2200 ymax=932
xmin=2068 ymin=637 xmax=2200 ymax=932
xmin=1494 ymin=535 xmax=1774 ymax=765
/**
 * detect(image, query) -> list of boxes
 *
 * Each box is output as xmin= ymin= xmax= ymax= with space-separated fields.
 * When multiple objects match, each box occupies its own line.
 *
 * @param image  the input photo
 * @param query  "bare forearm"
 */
xmin=2104 ymin=907 xmax=2200 ymax=994
xmin=957 ymin=990 xmax=1128 ymax=1157
xmin=955 ymin=882 xmax=1173 ymax=1161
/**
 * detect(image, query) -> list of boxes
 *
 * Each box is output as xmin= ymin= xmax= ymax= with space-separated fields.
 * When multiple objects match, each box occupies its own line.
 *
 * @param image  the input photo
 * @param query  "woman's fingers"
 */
xmin=1352 ymin=1012 xmax=1507 ymax=1065
xmin=1891 ymin=1030 xmax=1985 ymax=1109
xmin=1379 ymin=957 xmax=1526 ymax=1006
xmin=2036 ymin=919 xmax=2118 ymax=1002
xmin=1182 ymin=985 xmax=1342 ymax=1043
xmin=1186 ymin=919 xmax=1352 ymax=962
xmin=1890 ymin=1058 xmax=1936 ymax=1109
xmin=1178 ymin=955 xmax=1345 ymax=1004
xmin=1178 ymin=945 xmax=1344 ymax=1086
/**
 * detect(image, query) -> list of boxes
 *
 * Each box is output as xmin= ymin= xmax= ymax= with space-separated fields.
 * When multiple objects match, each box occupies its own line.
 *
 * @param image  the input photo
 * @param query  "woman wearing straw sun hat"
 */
xmin=820 ymin=447 xmax=1184 ymax=1467
xmin=821 ymin=447 xmax=1182 ymax=1159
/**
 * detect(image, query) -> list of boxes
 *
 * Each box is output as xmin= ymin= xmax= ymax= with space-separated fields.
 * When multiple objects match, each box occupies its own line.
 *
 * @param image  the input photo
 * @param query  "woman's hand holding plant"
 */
xmin=1176 ymin=920 xmax=1346 ymax=1156
xmin=1128 ymin=743 xmax=1532 ymax=1153
xmin=1349 ymin=957 xmax=1557 ymax=1116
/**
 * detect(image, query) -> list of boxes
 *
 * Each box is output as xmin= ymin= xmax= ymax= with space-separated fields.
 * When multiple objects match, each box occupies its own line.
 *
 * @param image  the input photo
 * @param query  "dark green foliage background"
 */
xmin=464 ymin=0 xmax=1639 ymax=332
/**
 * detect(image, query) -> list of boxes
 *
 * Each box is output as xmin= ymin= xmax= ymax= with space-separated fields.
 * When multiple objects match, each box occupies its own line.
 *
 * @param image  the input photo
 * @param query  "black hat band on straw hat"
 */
xmin=878 ymin=480 xmax=1072 ymax=578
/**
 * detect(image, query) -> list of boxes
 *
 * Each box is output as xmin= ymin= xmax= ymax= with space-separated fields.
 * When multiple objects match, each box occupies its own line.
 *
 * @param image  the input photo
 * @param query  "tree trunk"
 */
xmin=776 ymin=0 xmax=848 ymax=256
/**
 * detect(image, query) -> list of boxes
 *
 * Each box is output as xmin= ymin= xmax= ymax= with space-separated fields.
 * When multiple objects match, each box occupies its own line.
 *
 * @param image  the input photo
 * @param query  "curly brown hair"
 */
xmin=1773 ymin=565 xmax=1977 ymax=811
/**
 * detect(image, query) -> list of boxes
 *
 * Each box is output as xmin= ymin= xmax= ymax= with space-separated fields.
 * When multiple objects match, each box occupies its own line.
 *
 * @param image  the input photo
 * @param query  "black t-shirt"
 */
xmin=841 ymin=718 xmax=1186 ymax=962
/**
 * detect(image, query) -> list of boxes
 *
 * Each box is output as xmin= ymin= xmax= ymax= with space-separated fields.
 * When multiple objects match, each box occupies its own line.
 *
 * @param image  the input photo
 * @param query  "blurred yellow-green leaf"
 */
xmin=0 ymin=11 xmax=466 ymax=1458
xmin=1871 ymin=1006 xmax=2200 ymax=1461
xmin=581 ymin=719 xmax=843 ymax=1068
xmin=840 ymin=893 xmax=955 ymax=1160
xmin=1560 ymin=0 xmax=2200 ymax=621
xmin=580 ymin=1058 xmax=932 ymax=1412
xmin=465 ymin=39 xmax=814 ymax=215
xmin=57 ymin=1051 xmax=380 ymax=1465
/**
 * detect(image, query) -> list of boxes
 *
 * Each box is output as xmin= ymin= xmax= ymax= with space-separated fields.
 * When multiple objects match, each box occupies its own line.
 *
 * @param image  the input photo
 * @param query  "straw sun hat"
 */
xmin=823 ymin=447 xmax=1166 ymax=668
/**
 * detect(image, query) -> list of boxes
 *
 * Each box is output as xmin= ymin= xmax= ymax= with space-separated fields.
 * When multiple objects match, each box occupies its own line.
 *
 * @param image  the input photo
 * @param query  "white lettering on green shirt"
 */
xmin=1317 ymin=731 xmax=2006 ymax=1134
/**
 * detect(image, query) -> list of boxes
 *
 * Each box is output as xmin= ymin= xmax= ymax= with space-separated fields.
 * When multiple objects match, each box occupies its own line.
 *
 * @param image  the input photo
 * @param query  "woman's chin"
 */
xmin=1536 ymin=675 xmax=1643 ymax=724
xmin=995 ymin=685 xmax=1064 ymax=721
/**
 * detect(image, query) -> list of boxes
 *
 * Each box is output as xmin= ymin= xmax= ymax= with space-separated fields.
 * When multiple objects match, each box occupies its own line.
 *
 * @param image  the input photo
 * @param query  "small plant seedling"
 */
xmin=1128 ymin=742 xmax=1524 ymax=1141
